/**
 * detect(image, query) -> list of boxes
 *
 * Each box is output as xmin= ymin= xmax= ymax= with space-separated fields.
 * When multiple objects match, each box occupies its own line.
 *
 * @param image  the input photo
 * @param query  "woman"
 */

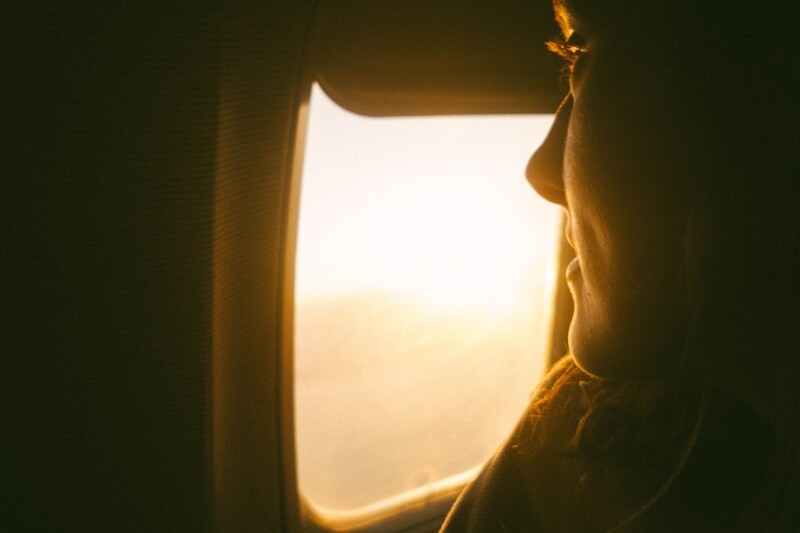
xmin=441 ymin=0 xmax=800 ymax=531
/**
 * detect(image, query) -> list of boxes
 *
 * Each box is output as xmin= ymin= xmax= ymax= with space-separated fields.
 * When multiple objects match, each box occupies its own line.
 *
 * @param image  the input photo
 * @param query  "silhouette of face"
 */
xmin=527 ymin=1 xmax=707 ymax=378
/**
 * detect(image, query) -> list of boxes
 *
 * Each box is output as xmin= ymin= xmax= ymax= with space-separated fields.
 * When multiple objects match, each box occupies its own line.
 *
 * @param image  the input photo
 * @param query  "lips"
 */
xmin=565 ymin=217 xmax=577 ymax=250
xmin=564 ymin=217 xmax=580 ymax=281
xmin=566 ymin=256 xmax=581 ymax=280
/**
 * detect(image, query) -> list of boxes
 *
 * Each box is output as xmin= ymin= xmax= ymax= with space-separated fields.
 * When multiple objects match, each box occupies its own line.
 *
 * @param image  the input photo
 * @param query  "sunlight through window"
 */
xmin=294 ymin=85 xmax=561 ymax=515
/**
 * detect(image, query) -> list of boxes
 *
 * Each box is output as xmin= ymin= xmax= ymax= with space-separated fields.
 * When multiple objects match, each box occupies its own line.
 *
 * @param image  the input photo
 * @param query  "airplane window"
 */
xmin=294 ymin=84 xmax=560 ymax=519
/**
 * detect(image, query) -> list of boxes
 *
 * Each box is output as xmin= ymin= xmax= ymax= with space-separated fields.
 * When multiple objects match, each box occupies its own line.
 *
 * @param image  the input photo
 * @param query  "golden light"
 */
xmin=296 ymin=86 xmax=559 ymax=313
xmin=294 ymin=84 xmax=561 ymax=512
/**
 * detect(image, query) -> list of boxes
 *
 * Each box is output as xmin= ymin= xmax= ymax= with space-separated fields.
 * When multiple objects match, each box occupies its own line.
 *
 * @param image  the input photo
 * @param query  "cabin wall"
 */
xmin=4 ymin=2 xmax=313 ymax=531
xmin=212 ymin=2 xmax=313 ymax=532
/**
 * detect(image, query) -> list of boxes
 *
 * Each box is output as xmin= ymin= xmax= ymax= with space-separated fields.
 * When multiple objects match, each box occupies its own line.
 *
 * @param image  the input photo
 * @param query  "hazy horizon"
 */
xmin=294 ymin=85 xmax=561 ymax=511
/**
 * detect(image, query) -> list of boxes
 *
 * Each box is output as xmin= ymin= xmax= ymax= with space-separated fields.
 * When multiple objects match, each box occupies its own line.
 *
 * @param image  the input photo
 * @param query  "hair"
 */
xmin=671 ymin=0 xmax=800 ymax=445
xmin=675 ymin=3 xmax=800 ymax=524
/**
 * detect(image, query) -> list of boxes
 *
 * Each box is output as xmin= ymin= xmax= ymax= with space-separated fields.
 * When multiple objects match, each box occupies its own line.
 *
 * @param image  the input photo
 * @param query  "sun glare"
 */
xmin=294 ymin=84 xmax=560 ymax=513
xmin=296 ymin=87 xmax=558 ymax=312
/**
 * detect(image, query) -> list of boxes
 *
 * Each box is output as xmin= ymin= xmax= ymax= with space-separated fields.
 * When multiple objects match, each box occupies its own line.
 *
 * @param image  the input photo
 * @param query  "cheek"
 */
xmin=566 ymin=77 xmax=692 ymax=248
xmin=563 ymin=84 xmax=692 ymax=378
xmin=566 ymin=184 xmax=690 ymax=379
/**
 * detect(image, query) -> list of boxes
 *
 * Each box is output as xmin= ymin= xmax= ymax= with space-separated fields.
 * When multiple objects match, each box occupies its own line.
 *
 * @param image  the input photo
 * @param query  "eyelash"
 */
xmin=545 ymin=35 xmax=587 ymax=72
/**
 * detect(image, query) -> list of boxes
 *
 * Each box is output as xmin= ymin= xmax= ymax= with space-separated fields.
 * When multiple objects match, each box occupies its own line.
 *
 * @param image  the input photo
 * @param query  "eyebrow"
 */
xmin=553 ymin=0 xmax=594 ymax=37
xmin=552 ymin=0 xmax=574 ymax=38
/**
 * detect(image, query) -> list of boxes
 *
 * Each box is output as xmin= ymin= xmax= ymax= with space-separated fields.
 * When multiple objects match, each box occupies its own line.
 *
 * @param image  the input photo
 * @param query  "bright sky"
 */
xmin=294 ymin=85 xmax=564 ymax=512
xmin=296 ymin=84 xmax=561 ymax=312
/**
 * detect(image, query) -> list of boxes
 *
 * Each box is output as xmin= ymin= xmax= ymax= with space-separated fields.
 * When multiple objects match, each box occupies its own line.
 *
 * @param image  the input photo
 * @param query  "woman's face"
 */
xmin=527 ymin=0 xmax=708 ymax=379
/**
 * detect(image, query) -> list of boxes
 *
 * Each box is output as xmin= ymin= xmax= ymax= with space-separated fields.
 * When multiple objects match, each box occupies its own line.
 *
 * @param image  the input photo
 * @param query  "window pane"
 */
xmin=294 ymin=85 xmax=560 ymax=514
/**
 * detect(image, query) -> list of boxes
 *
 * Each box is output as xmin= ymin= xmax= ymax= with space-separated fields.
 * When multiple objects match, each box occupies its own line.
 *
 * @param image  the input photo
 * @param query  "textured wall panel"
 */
xmin=5 ymin=4 xmax=217 ymax=531
xmin=212 ymin=2 xmax=314 ymax=532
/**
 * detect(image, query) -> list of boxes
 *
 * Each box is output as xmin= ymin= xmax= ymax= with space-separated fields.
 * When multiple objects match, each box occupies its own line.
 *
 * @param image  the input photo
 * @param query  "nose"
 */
xmin=526 ymin=95 xmax=571 ymax=206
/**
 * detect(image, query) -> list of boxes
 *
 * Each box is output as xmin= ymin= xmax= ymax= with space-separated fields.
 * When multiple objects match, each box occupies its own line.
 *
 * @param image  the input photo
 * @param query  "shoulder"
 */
xmin=440 ymin=357 xmax=598 ymax=532
xmin=440 ymin=357 xmax=680 ymax=532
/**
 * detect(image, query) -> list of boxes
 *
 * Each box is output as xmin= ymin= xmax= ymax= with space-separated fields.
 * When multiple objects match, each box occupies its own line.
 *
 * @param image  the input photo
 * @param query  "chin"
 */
xmin=568 ymin=323 xmax=679 ymax=381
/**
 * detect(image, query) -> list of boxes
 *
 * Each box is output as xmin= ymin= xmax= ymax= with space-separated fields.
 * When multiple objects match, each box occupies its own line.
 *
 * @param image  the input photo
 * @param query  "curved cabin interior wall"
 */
xmin=6 ymin=1 xmax=562 ymax=532
xmin=7 ymin=2 xmax=314 ymax=531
